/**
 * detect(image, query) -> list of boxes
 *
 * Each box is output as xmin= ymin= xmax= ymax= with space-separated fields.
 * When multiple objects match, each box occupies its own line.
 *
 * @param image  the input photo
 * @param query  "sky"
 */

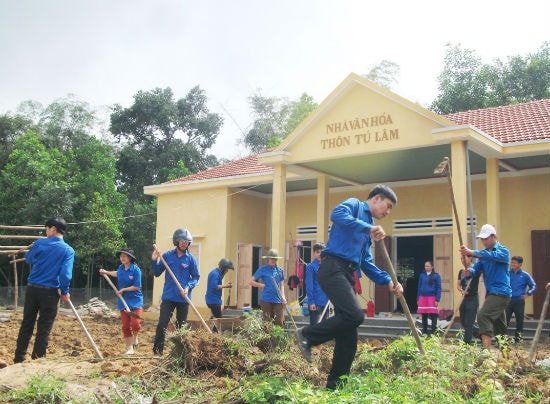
xmin=1 ymin=0 xmax=549 ymax=159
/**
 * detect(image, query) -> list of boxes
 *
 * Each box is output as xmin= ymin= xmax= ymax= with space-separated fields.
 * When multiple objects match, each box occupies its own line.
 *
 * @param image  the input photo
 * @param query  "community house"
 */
xmin=144 ymin=73 xmax=550 ymax=320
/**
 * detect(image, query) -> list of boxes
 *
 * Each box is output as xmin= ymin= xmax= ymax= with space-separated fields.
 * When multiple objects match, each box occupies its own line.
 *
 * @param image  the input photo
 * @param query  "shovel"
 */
xmin=101 ymin=273 xmax=142 ymax=319
xmin=153 ymin=244 xmax=212 ymax=333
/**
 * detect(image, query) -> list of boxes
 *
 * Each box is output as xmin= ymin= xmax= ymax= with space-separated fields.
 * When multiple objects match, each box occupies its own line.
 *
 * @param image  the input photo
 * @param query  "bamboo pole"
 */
xmin=0 ymin=225 xmax=44 ymax=231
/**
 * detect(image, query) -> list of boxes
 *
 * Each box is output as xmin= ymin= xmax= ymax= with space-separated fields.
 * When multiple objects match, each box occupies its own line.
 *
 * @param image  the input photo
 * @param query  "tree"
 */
xmin=110 ymin=86 xmax=223 ymax=199
xmin=110 ymin=86 xmax=223 ymax=285
xmin=364 ymin=60 xmax=400 ymax=90
xmin=430 ymin=42 xmax=550 ymax=114
xmin=243 ymin=92 xmax=318 ymax=153
xmin=0 ymin=113 xmax=34 ymax=169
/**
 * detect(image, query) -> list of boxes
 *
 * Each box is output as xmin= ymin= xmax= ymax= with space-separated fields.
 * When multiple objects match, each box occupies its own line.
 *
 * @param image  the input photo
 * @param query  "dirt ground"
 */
xmin=1 ymin=309 xmax=550 ymax=402
xmin=0 ymin=309 xmax=163 ymax=400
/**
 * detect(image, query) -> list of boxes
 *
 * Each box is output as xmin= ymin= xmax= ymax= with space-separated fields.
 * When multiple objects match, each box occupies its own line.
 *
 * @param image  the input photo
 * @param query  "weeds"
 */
xmin=4 ymin=372 xmax=68 ymax=403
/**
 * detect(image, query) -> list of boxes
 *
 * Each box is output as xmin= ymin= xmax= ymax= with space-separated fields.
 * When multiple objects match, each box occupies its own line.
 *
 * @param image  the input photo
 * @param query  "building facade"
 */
xmin=144 ymin=73 xmax=550 ymax=319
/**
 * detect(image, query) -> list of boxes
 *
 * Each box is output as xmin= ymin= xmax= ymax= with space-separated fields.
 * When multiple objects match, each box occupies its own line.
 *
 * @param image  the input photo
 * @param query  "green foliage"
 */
xmin=4 ymin=373 xmax=68 ymax=403
xmin=431 ymin=42 xmax=550 ymax=114
xmin=363 ymin=59 xmax=400 ymax=90
xmin=237 ymin=312 xmax=288 ymax=352
xmin=243 ymin=91 xmax=318 ymax=153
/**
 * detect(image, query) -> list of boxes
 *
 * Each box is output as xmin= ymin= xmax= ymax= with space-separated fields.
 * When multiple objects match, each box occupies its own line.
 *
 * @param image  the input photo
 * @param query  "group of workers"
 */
xmin=9 ymin=183 xmax=547 ymax=391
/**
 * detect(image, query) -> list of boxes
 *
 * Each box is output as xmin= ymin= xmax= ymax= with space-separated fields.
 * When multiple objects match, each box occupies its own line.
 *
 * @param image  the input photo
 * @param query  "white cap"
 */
xmin=477 ymin=224 xmax=496 ymax=239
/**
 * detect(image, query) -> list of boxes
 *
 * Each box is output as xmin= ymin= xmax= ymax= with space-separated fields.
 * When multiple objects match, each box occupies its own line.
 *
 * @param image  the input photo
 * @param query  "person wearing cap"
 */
xmin=460 ymin=224 xmax=511 ymax=349
xmin=151 ymin=228 xmax=200 ymax=355
xmin=505 ymin=256 xmax=536 ymax=343
xmin=296 ymin=184 xmax=403 ymax=390
xmin=14 ymin=217 xmax=75 ymax=363
xmin=205 ymin=258 xmax=234 ymax=327
xmin=305 ymin=242 xmax=329 ymax=326
xmin=99 ymin=247 xmax=143 ymax=355
xmin=250 ymin=248 xmax=287 ymax=327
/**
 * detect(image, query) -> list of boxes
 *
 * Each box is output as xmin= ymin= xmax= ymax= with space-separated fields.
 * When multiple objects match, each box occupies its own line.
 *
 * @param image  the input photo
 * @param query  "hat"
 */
xmin=477 ymin=224 xmax=496 ymax=239
xmin=262 ymin=248 xmax=284 ymax=259
xmin=117 ymin=247 xmax=137 ymax=261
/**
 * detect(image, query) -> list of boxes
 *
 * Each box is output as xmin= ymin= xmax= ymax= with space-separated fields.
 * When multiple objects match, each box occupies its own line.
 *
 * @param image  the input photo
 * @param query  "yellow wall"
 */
xmin=152 ymin=187 xmax=230 ymax=311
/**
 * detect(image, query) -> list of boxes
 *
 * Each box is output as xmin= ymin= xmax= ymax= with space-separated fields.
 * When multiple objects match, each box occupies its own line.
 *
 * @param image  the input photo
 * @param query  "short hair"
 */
xmin=511 ymin=256 xmax=523 ymax=264
xmin=367 ymin=184 xmax=397 ymax=204
xmin=45 ymin=217 xmax=67 ymax=234
xmin=313 ymin=242 xmax=325 ymax=252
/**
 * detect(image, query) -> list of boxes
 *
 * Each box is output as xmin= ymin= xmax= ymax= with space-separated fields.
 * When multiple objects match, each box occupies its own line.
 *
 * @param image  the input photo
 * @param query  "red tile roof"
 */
xmin=445 ymin=99 xmax=550 ymax=143
xmin=167 ymin=99 xmax=550 ymax=184
xmin=163 ymin=153 xmax=273 ymax=184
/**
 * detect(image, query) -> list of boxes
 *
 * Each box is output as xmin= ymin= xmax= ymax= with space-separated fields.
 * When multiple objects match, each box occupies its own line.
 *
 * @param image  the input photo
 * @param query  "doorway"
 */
xmin=396 ymin=236 xmax=434 ymax=313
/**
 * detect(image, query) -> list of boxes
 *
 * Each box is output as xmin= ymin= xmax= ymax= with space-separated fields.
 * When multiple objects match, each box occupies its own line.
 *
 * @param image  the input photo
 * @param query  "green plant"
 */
xmin=5 ymin=373 xmax=68 ymax=403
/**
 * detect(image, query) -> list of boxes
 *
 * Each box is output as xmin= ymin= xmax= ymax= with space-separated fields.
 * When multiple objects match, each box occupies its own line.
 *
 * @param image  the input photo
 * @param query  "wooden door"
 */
xmin=374 ymin=237 xmax=392 ymax=313
xmin=532 ymin=230 xmax=550 ymax=318
xmin=433 ymin=235 xmax=453 ymax=312
xmin=237 ymin=243 xmax=252 ymax=309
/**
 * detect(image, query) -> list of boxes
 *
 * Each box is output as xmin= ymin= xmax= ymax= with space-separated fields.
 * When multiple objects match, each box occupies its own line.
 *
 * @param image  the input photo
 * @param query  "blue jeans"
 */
xmin=301 ymin=254 xmax=365 ymax=389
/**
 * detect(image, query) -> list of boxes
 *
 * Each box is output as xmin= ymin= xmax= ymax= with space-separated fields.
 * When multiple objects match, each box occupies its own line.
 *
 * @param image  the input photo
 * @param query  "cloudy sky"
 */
xmin=1 ymin=0 xmax=548 ymax=159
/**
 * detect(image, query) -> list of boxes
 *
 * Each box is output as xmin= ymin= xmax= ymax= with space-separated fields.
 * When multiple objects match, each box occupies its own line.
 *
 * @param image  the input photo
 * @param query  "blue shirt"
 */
xmin=205 ymin=268 xmax=224 ymax=305
xmin=305 ymin=259 xmax=328 ymax=306
xmin=116 ymin=263 xmax=143 ymax=310
xmin=322 ymin=198 xmax=391 ymax=286
xmin=26 ymin=236 xmax=74 ymax=295
xmin=509 ymin=268 xmax=536 ymax=301
xmin=252 ymin=264 xmax=285 ymax=303
xmin=469 ymin=241 xmax=511 ymax=296
xmin=152 ymin=248 xmax=200 ymax=303
xmin=417 ymin=271 xmax=442 ymax=301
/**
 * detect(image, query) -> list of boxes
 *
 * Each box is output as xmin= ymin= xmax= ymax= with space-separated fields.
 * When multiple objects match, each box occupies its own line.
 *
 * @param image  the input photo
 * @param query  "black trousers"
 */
xmin=459 ymin=295 xmax=479 ymax=343
xmin=301 ymin=255 xmax=365 ymax=389
xmin=14 ymin=285 xmax=60 ymax=363
xmin=421 ymin=313 xmax=438 ymax=335
xmin=153 ymin=300 xmax=189 ymax=354
xmin=506 ymin=299 xmax=525 ymax=340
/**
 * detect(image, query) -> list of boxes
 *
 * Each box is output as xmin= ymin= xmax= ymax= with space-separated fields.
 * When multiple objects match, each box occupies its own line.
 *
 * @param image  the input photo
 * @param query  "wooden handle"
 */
xmin=271 ymin=277 xmax=298 ymax=332
xmin=376 ymin=240 xmax=425 ymax=354
xmin=101 ymin=273 xmax=131 ymax=312
xmin=529 ymin=288 xmax=550 ymax=362
xmin=66 ymin=298 xmax=103 ymax=359
xmin=153 ymin=244 xmax=212 ymax=333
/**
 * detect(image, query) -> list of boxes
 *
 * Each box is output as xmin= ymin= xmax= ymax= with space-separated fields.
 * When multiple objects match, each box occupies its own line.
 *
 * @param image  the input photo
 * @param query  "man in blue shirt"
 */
xmin=205 ymin=258 xmax=234 ymax=326
xmin=151 ymin=228 xmax=200 ymax=355
xmin=460 ymin=224 xmax=511 ymax=349
xmin=14 ymin=217 xmax=75 ymax=363
xmin=297 ymin=184 xmax=403 ymax=390
xmin=506 ymin=256 xmax=536 ymax=343
xmin=305 ymin=242 xmax=328 ymax=326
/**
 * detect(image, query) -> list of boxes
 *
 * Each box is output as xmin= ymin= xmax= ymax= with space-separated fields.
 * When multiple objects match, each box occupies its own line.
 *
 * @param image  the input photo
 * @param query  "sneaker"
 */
xmin=297 ymin=328 xmax=312 ymax=363
xmin=125 ymin=346 xmax=134 ymax=355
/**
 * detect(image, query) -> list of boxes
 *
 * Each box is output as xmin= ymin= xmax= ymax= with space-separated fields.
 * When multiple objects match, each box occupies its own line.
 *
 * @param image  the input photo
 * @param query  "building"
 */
xmin=144 ymin=73 xmax=550 ymax=318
